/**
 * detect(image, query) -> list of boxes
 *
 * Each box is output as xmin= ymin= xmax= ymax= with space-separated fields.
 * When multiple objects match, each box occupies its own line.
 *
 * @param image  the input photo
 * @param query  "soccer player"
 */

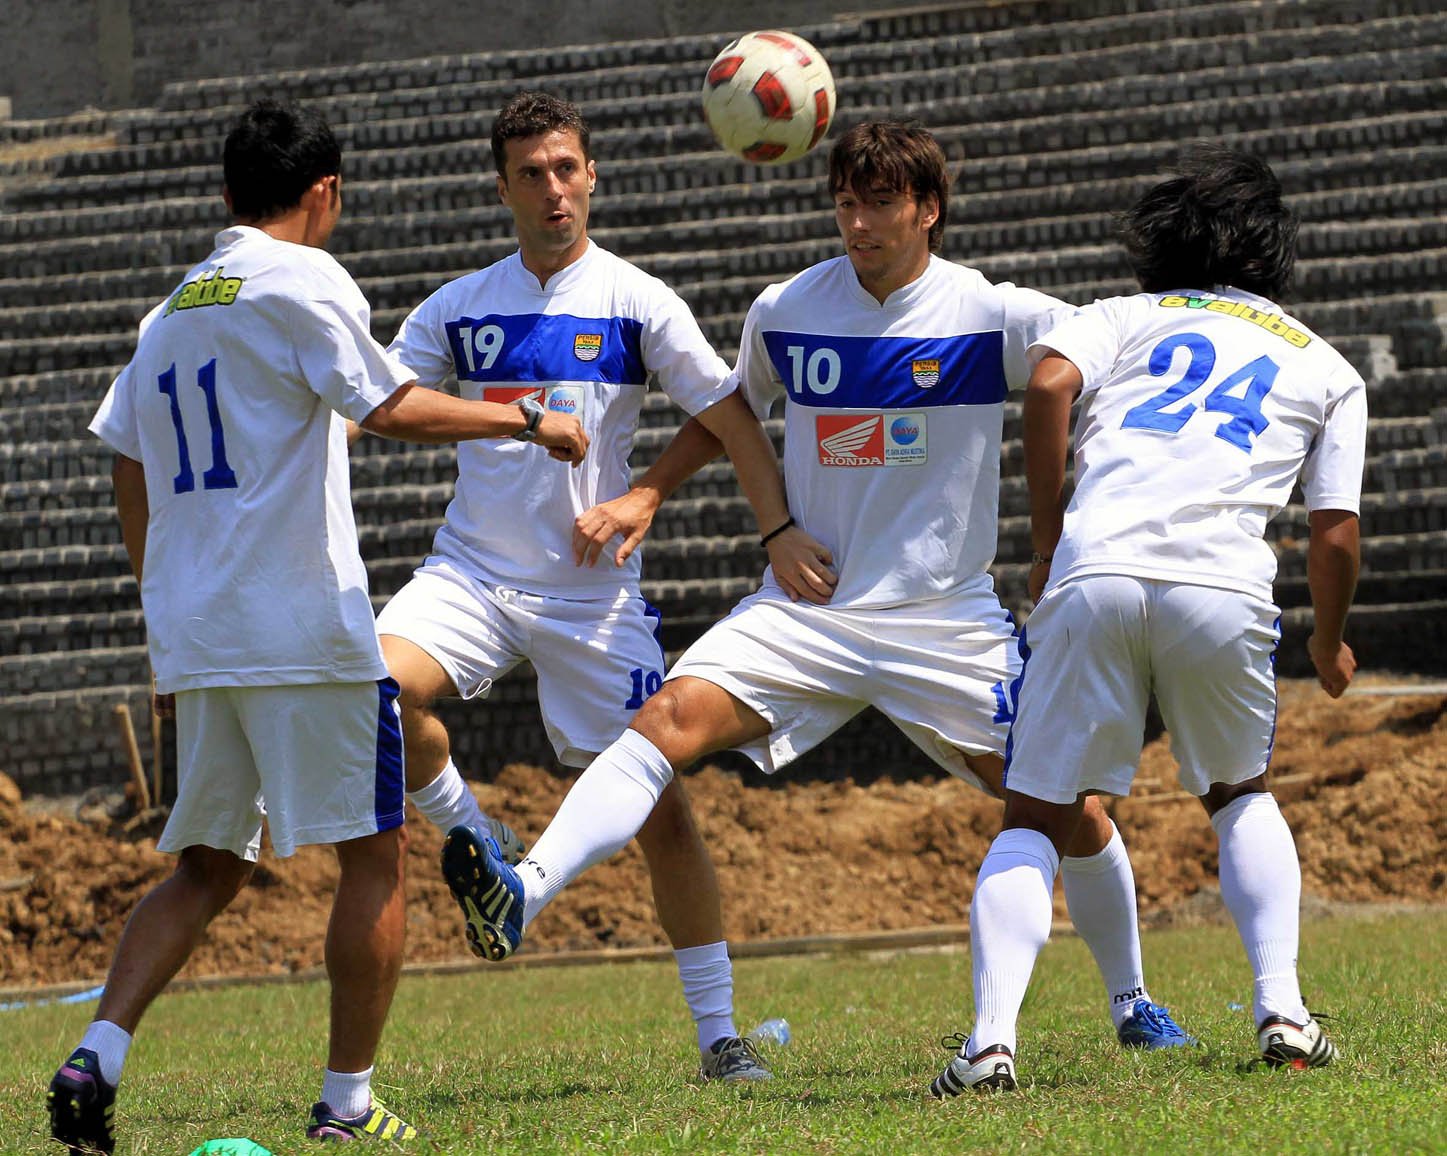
xmin=443 ymin=120 xmax=1191 ymax=1063
xmin=47 ymin=99 xmax=587 ymax=1152
xmin=933 ymin=144 xmax=1363 ymax=1095
xmin=375 ymin=91 xmax=834 ymax=1082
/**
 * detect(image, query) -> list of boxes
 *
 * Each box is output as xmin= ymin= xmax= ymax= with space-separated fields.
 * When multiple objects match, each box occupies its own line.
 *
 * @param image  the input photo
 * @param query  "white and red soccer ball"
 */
xmin=701 ymin=30 xmax=837 ymax=165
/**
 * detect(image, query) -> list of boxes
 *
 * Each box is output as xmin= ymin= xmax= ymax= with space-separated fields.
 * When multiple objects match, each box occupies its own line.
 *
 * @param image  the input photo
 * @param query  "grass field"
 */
xmin=3 ymin=910 xmax=1443 ymax=1154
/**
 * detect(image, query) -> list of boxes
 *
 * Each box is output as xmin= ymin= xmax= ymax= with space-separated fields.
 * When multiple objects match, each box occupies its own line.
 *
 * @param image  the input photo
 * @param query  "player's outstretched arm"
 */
xmin=1023 ymin=353 xmax=1083 ymax=602
xmin=1306 ymin=508 xmax=1360 ymax=698
xmin=695 ymin=388 xmax=836 ymax=604
xmin=574 ymin=417 xmax=722 ymax=568
xmin=361 ymin=383 xmax=588 ymax=464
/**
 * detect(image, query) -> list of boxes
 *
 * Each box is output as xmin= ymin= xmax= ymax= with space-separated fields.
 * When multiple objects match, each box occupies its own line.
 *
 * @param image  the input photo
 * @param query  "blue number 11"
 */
xmin=157 ymin=359 xmax=237 ymax=493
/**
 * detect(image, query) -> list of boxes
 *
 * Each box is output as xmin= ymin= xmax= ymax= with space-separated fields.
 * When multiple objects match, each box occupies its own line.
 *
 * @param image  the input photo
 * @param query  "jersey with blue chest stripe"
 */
xmin=736 ymin=255 xmax=1072 ymax=608
xmin=388 ymin=241 xmax=732 ymax=597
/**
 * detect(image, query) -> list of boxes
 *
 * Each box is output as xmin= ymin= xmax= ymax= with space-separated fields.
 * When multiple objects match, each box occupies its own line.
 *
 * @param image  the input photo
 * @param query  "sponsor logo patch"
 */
xmin=574 ymin=333 xmax=603 ymax=362
xmin=816 ymin=412 xmax=928 ymax=466
xmin=482 ymin=386 xmax=545 ymax=405
xmin=911 ymin=358 xmax=941 ymax=389
xmin=164 ymin=267 xmax=244 ymax=316
xmin=545 ymin=384 xmax=584 ymax=415
xmin=817 ymin=414 xmax=884 ymax=466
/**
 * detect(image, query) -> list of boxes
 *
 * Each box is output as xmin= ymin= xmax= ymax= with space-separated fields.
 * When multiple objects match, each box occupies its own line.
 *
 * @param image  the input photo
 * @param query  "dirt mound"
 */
xmin=2 ymin=679 xmax=1442 ymax=988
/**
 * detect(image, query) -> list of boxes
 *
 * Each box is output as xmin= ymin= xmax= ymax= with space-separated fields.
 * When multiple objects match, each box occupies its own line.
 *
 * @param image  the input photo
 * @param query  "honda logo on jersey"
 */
xmin=483 ymin=386 xmax=545 ymax=405
xmin=817 ymin=414 xmax=885 ymax=465
xmin=816 ymin=412 xmax=928 ymax=466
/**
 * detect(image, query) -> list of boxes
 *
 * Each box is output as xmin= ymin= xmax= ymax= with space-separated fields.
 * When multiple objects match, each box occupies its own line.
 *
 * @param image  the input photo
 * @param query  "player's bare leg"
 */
xmin=48 ymin=846 xmax=252 ymax=1150
xmin=327 ymin=827 xmax=408 ymax=1072
xmin=1201 ymin=775 xmax=1332 ymax=1067
xmin=94 ymin=845 xmax=254 ymax=1034
xmin=633 ymin=775 xmax=748 ymax=1068
xmin=309 ymin=826 xmax=419 ymax=1139
xmin=963 ymin=759 xmax=1188 ymax=1060
xmin=382 ymin=634 xmax=523 ymax=860
xmin=637 ymin=778 xmax=723 ymax=951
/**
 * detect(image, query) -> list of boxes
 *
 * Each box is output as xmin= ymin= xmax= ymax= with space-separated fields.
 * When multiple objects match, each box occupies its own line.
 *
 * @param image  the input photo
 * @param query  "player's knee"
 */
xmin=631 ymin=678 xmax=718 ymax=764
xmin=175 ymin=845 xmax=253 ymax=912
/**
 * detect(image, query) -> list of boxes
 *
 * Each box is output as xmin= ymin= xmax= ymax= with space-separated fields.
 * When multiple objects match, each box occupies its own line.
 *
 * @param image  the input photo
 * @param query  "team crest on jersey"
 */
xmin=911 ymin=359 xmax=941 ymax=389
xmin=816 ymin=413 xmax=928 ymax=466
xmin=574 ymin=333 xmax=603 ymax=362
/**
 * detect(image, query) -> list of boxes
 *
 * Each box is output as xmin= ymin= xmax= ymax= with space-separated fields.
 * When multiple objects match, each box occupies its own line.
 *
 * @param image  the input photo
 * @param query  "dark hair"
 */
xmin=222 ymin=99 xmax=340 ymax=221
xmin=1121 ymin=143 xmax=1298 ymax=298
xmin=491 ymin=91 xmax=591 ymax=175
xmin=828 ymin=121 xmax=949 ymax=252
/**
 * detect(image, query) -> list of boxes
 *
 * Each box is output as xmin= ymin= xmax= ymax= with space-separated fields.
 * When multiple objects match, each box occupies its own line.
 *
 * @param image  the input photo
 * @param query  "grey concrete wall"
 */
xmin=0 ymin=0 xmax=920 ymax=119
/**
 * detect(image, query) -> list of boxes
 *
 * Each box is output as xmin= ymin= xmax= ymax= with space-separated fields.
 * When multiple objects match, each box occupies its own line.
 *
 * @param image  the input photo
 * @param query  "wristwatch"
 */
xmin=512 ymin=396 xmax=544 ymax=442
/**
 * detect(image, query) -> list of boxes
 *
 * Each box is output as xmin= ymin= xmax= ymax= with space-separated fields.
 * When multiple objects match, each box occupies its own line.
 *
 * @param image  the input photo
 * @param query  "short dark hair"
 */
xmin=492 ymin=91 xmax=591 ymax=175
xmin=828 ymin=121 xmax=949 ymax=252
xmin=1121 ymin=143 xmax=1298 ymax=298
xmin=223 ymin=99 xmax=341 ymax=221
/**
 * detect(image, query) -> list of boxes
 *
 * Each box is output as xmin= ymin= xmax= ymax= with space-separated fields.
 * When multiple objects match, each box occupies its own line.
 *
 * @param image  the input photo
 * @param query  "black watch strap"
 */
xmin=512 ymin=396 xmax=544 ymax=442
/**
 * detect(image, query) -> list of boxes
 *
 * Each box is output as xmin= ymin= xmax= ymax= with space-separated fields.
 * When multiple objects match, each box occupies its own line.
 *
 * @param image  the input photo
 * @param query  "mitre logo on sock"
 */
xmin=1113 ymin=987 xmax=1145 ymax=1005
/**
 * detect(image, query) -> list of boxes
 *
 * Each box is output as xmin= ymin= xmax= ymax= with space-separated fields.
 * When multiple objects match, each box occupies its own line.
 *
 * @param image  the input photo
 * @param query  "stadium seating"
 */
xmin=2 ymin=0 xmax=1445 ymax=792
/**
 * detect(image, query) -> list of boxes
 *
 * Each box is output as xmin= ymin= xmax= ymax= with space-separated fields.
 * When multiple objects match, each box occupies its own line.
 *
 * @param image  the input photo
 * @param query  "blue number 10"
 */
xmin=157 ymin=359 xmax=237 ymax=493
xmin=1121 ymin=333 xmax=1279 ymax=453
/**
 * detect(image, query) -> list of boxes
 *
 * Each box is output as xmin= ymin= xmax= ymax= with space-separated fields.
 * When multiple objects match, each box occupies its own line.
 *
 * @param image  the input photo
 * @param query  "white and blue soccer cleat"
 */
xmin=441 ymin=823 xmax=525 ymax=962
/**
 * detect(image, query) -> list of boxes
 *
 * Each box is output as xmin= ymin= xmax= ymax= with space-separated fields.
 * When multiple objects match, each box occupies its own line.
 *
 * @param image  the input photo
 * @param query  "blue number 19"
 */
xmin=157 ymin=359 xmax=237 ymax=493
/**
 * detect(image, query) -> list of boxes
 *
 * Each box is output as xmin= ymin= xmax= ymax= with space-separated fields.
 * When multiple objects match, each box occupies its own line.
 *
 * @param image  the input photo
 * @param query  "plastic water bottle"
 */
xmin=747 ymin=1017 xmax=792 ymax=1047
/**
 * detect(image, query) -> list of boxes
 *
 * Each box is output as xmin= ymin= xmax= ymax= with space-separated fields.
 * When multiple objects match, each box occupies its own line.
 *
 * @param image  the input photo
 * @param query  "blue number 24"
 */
xmin=1121 ymin=332 xmax=1279 ymax=453
xmin=157 ymin=359 xmax=237 ymax=493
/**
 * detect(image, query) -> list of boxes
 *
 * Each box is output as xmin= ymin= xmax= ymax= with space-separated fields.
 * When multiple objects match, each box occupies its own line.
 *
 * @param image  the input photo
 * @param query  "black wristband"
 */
xmin=760 ymin=516 xmax=795 ymax=548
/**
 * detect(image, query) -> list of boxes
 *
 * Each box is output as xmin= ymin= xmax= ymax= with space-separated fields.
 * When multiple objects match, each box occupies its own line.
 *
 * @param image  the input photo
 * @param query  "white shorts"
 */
xmin=375 ymin=560 xmax=666 ymax=767
xmin=159 ymin=678 xmax=405 ymax=860
xmin=666 ymin=580 xmax=1022 ymax=792
xmin=1004 ymin=575 xmax=1281 ymax=804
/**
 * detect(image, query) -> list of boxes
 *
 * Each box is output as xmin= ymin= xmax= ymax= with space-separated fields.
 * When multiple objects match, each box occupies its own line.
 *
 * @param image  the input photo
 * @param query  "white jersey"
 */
xmin=90 ymin=226 xmax=413 ymax=693
xmin=388 ymin=241 xmax=732 ymax=597
xmin=1032 ymin=288 xmax=1367 ymax=599
xmin=736 ymin=254 xmax=1072 ymax=608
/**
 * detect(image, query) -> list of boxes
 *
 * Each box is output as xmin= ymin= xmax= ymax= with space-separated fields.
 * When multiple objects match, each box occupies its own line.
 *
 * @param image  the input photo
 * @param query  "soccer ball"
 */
xmin=701 ymin=30 xmax=837 ymax=165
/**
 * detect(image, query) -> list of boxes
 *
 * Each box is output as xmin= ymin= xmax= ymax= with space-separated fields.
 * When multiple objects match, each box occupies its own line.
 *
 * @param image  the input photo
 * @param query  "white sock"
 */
xmin=675 ymin=941 xmax=738 ymax=1053
xmin=78 ymin=1020 xmax=131 ymax=1087
xmin=1061 ymin=822 xmax=1152 ymax=1028
xmin=968 ymin=828 xmax=1059 ymax=1057
xmin=516 ymin=728 xmax=675 ymax=927
xmin=320 ymin=1065 xmax=373 ymax=1119
xmin=407 ymin=759 xmax=486 ymax=833
xmin=1212 ymin=791 xmax=1309 ymax=1026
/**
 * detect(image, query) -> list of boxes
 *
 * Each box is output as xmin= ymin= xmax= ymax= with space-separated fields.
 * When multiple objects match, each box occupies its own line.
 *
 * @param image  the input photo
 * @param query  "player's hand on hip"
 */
xmin=537 ymin=412 xmax=589 ymax=466
xmin=1307 ymin=633 xmax=1356 ymax=698
xmin=574 ymin=489 xmax=657 ymax=568
xmin=768 ymin=527 xmax=837 ymax=604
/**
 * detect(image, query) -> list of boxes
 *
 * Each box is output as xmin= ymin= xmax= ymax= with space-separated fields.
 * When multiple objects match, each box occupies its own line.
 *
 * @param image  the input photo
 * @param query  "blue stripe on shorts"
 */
xmin=374 ymin=677 xmax=405 ymax=831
